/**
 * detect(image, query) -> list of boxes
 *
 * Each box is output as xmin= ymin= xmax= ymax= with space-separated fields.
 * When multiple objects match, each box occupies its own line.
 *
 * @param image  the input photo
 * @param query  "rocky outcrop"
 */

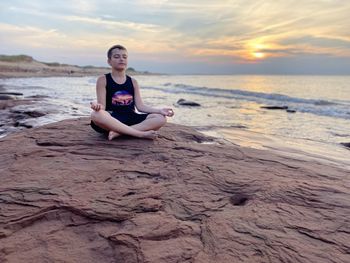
xmin=261 ymin=105 xmax=289 ymax=110
xmin=0 ymin=97 xmax=47 ymax=135
xmin=0 ymin=86 xmax=60 ymax=136
xmin=260 ymin=105 xmax=297 ymax=113
xmin=0 ymin=118 xmax=349 ymax=262
xmin=341 ymin=142 xmax=350 ymax=150
xmin=176 ymin=98 xmax=201 ymax=107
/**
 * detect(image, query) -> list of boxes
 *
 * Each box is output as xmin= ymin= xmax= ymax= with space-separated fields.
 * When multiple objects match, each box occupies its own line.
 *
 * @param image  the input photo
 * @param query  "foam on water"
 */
xmin=143 ymin=83 xmax=350 ymax=119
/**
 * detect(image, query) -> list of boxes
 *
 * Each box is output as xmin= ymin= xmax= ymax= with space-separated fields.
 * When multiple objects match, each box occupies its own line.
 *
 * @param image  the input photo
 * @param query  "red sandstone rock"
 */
xmin=0 ymin=118 xmax=349 ymax=262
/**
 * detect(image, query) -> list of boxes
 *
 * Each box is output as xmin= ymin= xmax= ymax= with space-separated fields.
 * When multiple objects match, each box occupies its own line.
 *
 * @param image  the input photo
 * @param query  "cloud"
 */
xmin=64 ymin=15 xmax=163 ymax=33
xmin=0 ymin=23 xmax=67 ymax=48
xmin=1 ymin=0 xmax=350 ymax=73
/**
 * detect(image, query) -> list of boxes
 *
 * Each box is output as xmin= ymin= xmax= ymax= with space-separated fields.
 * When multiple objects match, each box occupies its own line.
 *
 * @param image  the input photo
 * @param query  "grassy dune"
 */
xmin=0 ymin=55 xmax=34 ymax=63
xmin=0 ymin=54 xmax=143 ymax=78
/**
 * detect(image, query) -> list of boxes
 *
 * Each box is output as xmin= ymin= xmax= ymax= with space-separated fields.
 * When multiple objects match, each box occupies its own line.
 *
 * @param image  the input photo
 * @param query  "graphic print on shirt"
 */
xmin=112 ymin=90 xmax=133 ymax=106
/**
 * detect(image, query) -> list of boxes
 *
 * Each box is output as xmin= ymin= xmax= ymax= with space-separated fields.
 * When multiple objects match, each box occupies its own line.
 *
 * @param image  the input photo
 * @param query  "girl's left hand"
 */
xmin=160 ymin=108 xmax=174 ymax=117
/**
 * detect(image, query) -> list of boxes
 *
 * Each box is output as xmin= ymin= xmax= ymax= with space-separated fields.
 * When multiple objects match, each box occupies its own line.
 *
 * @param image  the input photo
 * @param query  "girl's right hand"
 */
xmin=160 ymin=108 xmax=174 ymax=117
xmin=90 ymin=102 xmax=102 ymax=111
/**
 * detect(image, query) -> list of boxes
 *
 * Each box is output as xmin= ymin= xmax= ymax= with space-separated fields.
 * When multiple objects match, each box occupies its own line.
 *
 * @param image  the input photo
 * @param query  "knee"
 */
xmin=149 ymin=113 xmax=167 ymax=126
xmin=91 ymin=110 xmax=104 ymax=122
xmin=90 ymin=111 xmax=98 ymax=122
xmin=157 ymin=114 xmax=167 ymax=126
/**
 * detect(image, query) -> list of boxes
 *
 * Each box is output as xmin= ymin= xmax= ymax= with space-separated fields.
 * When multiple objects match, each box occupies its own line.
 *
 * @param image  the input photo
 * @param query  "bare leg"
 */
xmin=91 ymin=110 xmax=157 ymax=139
xmin=133 ymin=113 xmax=167 ymax=131
xmin=108 ymin=113 xmax=166 ymax=140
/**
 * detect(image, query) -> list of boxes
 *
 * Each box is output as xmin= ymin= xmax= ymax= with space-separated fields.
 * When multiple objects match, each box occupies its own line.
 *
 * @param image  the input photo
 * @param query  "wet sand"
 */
xmin=202 ymin=127 xmax=350 ymax=170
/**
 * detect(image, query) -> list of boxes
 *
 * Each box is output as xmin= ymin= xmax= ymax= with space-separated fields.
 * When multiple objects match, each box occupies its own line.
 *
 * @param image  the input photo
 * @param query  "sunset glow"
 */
xmin=0 ymin=0 xmax=350 ymax=74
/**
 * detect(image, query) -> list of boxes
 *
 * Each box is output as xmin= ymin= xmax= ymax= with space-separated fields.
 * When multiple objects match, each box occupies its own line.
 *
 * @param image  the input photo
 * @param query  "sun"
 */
xmin=253 ymin=52 xmax=265 ymax=59
xmin=246 ymin=40 xmax=269 ymax=60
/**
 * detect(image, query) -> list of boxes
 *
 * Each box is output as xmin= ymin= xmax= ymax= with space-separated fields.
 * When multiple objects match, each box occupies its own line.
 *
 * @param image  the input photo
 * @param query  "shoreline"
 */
xmin=0 ymin=59 xmax=107 ymax=79
xmin=0 ymin=56 xmax=161 ymax=79
xmin=1 ymin=74 xmax=349 ymax=170
xmin=0 ymin=70 xmax=163 ymax=79
xmin=1 ymin=96 xmax=349 ymax=170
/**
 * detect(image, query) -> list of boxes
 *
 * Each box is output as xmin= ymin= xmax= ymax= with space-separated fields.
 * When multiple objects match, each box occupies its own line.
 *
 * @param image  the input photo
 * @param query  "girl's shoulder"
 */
xmin=96 ymin=74 xmax=107 ymax=86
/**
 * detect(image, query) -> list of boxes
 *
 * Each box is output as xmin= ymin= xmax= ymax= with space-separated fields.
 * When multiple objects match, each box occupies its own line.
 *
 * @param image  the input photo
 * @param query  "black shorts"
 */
xmin=90 ymin=111 xmax=149 ymax=134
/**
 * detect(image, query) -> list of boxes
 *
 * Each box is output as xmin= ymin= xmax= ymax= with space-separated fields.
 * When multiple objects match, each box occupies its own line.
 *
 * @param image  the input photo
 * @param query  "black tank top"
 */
xmin=105 ymin=73 xmax=135 ymax=113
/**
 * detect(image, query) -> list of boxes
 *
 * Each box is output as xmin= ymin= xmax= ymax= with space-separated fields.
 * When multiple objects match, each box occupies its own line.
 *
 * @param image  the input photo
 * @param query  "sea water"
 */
xmin=1 ymin=75 xmax=349 ymax=167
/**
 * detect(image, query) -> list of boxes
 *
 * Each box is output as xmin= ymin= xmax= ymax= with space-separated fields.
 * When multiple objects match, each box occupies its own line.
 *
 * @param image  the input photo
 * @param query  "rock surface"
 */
xmin=176 ymin=99 xmax=201 ymax=107
xmin=260 ymin=105 xmax=297 ymax=114
xmin=0 ymin=118 xmax=349 ymax=263
xmin=261 ymin=105 xmax=289 ymax=110
xmin=0 ymin=97 xmax=46 ymax=135
xmin=0 ymin=85 xmax=60 ymax=136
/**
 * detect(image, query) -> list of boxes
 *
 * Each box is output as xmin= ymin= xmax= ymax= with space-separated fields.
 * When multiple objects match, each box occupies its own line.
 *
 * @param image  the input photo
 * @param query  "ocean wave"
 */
xmin=145 ymin=83 xmax=343 ymax=105
xmin=143 ymin=83 xmax=350 ymax=119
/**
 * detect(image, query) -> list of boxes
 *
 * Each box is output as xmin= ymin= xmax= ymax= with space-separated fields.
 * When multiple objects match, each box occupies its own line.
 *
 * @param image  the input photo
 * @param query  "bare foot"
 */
xmin=108 ymin=131 xmax=121 ymax=141
xmin=140 ymin=130 xmax=157 ymax=139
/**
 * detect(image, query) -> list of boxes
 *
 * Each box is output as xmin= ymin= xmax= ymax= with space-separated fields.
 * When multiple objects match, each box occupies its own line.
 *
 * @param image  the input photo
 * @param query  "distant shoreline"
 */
xmin=0 ymin=54 xmax=159 ymax=78
xmin=2 ymin=55 xmax=349 ymax=77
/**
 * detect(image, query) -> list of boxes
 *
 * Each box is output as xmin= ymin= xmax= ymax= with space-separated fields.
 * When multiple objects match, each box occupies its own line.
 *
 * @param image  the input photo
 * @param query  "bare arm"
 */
xmin=132 ymin=78 xmax=159 ymax=113
xmin=132 ymin=78 xmax=174 ymax=116
xmin=91 ymin=75 xmax=106 ymax=111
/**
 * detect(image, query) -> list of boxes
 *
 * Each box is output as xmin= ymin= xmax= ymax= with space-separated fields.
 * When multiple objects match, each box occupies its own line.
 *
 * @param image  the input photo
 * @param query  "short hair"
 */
xmin=107 ymin=45 xmax=127 ymax=59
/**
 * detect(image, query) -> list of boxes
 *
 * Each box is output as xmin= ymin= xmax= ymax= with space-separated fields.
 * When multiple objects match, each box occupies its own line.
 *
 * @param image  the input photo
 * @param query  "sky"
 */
xmin=0 ymin=0 xmax=350 ymax=74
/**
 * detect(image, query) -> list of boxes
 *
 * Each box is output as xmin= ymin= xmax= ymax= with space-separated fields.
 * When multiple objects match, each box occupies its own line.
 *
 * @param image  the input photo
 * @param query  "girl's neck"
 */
xmin=111 ymin=69 xmax=127 ymax=84
xmin=111 ymin=69 xmax=126 ymax=78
